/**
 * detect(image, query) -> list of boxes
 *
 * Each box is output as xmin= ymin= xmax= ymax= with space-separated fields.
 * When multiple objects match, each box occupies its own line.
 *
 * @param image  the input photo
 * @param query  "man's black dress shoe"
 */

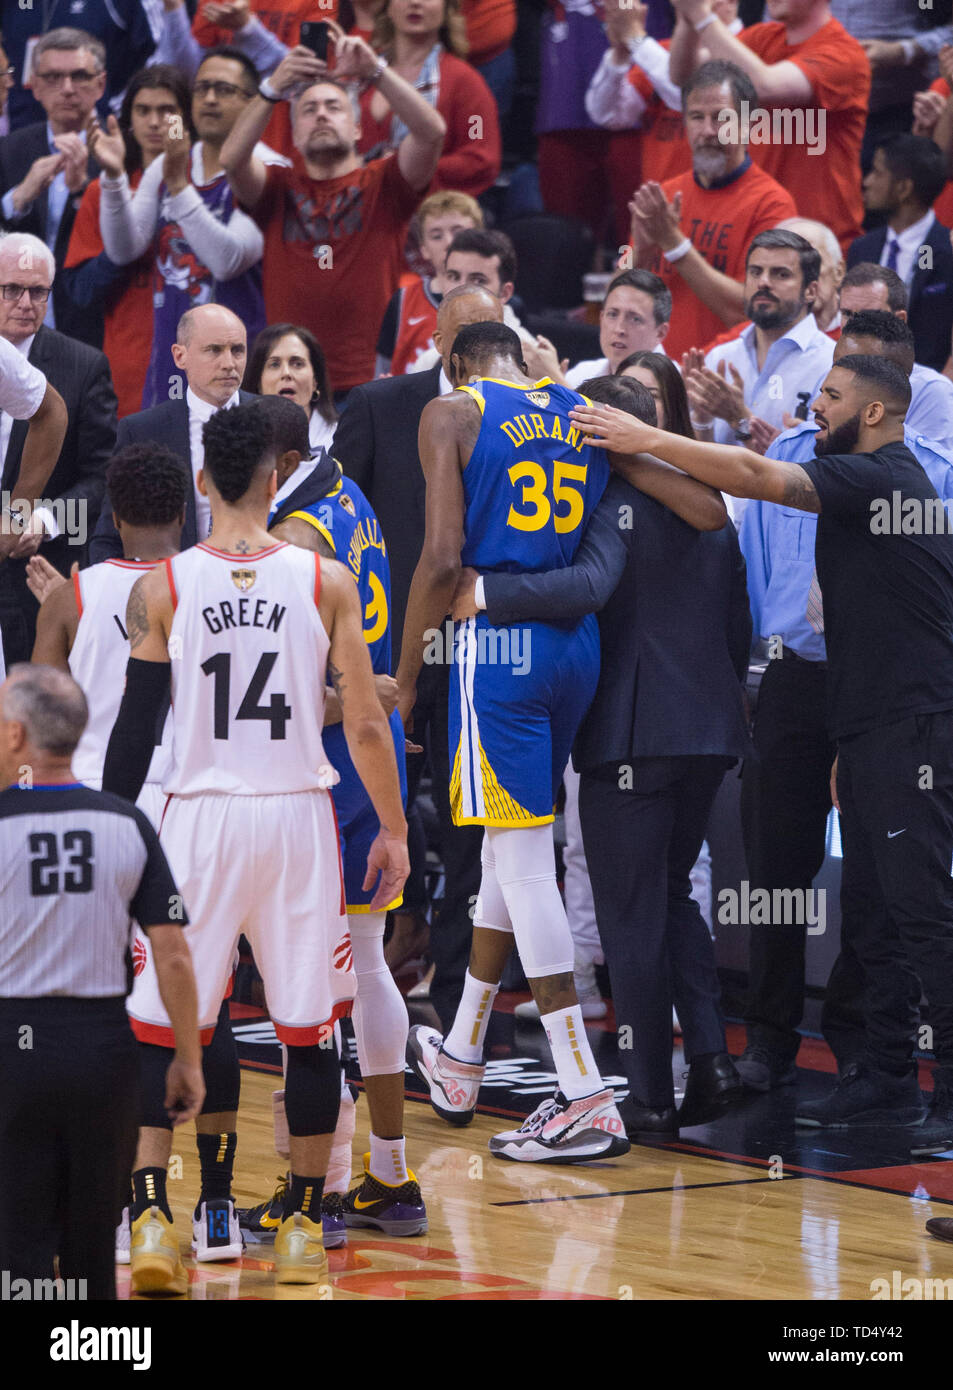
xmin=679 ymin=1052 xmax=744 ymax=1127
xmin=618 ymin=1097 xmax=679 ymax=1141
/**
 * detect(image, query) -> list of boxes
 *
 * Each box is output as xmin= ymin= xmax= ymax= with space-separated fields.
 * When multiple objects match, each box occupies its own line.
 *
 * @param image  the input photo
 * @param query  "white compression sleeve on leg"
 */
xmin=472 ymin=830 xmax=514 ymax=933
xmin=350 ymin=912 xmax=409 ymax=1076
xmin=487 ymin=824 xmax=574 ymax=978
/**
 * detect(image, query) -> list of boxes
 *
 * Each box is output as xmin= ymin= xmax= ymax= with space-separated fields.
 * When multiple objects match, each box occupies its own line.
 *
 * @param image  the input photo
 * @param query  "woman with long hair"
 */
xmin=244 ymin=323 xmax=339 ymax=453
xmin=616 ymin=350 xmax=696 ymax=439
xmin=62 ymin=65 xmax=193 ymax=416
xmin=359 ymin=0 xmax=501 ymax=197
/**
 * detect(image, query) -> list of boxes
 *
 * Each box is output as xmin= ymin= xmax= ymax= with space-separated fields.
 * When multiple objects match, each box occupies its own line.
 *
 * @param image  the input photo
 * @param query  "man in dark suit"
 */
xmin=848 ymin=134 xmax=953 ymax=372
xmin=0 ymin=231 xmax=116 ymax=669
xmin=331 ymin=286 xmax=503 ymax=1030
xmin=461 ymin=375 xmax=752 ymax=1139
xmin=0 ymin=29 xmax=106 ymax=347
xmin=89 ymin=304 xmax=255 ymax=563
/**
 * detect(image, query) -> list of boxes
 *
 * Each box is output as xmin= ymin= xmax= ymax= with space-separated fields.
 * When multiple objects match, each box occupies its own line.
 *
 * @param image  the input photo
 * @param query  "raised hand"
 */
xmin=330 ymin=26 xmax=383 ymax=82
xmin=522 ymin=334 xmax=568 ymax=385
xmin=603 ymin=0 xmax=648 ymax=57
xmin=748 ymin=416 xmax=780 ymax=454
xmin=12 ymin=151 xmax=67 ymax=213
xmin=684 ymin=359 xmax=747 ymax=427
xmin=25 ymin=555 xmax=70 ymax=604
xmin=269 ymin=43 xmax=330 ymax=96
xmin=162 ymin=114 xmax=191 ymax=195
xmin=912 ymin=89 xmax=947 ymax=136
xmin=87 ymin=113 xmax=126 ymax=179
xmin=631 ymin=182 xmax=684 ymax=252
xmin=202 ymin=0 xmax=251 ymax=30
xmin=53 ymin=132 xmax=89 ymax=193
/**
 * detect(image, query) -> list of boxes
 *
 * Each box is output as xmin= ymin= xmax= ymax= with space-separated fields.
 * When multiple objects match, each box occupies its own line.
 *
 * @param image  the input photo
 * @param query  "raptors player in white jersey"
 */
xmin=102 ymin=403 xmax=409 ymax=1292
xmin=29 ymin=443 xmax=188 ymax=827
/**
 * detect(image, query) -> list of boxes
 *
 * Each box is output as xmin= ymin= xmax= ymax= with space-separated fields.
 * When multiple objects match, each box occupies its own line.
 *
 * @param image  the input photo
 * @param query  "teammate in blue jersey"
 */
xmin=239 ymin=395 xmax=426 ymax=1241
xmin=395 ymin=321 xmax=630 ymax=1163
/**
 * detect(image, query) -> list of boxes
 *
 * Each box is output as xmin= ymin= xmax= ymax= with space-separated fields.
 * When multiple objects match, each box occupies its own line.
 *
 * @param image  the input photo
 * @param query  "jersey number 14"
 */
xmin=201 ymin=651 xmax=291 ymax=740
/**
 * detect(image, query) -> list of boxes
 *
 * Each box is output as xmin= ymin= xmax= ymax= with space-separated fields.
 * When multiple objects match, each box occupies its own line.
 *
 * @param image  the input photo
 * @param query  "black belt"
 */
xmin=781 ymin=645 xmax=826 ymax=669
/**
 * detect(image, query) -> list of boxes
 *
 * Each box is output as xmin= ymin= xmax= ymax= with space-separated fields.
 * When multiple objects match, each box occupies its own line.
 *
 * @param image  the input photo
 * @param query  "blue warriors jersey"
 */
xmin=456 ymin=378 xmax=610 ymax=572
xmin=273 ymin=469 xmax=406 ymax=910
xmin=285 ymin=475 xmax=393 ymax=674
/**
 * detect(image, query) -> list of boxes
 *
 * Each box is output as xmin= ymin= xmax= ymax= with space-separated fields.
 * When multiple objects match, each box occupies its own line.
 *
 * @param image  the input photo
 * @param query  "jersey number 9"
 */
xmin=506 ymin=460 xmax=587 ymax=534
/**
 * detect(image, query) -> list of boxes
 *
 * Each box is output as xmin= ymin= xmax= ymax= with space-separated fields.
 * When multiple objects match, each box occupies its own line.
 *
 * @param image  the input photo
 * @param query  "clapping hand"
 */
xmin=86 ymin=113 xmax=126 ymax=179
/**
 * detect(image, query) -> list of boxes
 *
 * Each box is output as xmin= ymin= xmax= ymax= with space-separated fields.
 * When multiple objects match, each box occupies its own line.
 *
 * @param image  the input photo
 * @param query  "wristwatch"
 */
xmin=258 ymin=77 xmax=283 ymax=102
xmin=368 ymin=55 xmax=388 ymax=85
xmin=733 ymin=419 xmax=753 ymax=442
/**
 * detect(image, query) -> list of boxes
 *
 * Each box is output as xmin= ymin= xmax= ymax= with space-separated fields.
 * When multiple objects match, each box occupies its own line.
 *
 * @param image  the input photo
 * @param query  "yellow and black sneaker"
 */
xmin=238 ymin=1173 xmax=287 ymax=1239
xmin=342 ymin=1153 xmax=428 ymax=1236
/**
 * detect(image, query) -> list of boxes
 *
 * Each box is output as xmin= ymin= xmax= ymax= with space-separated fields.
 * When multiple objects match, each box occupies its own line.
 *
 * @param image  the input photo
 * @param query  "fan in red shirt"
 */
xmin=357 ymin=0 xmax=501 ymax=198
xmin=667 ymin=0 xmax=870 ymax=251
xmin=378 ymin=189 xmax=483 ymax=375
xmin=62 ymin=65 xmax=194 ymax=418
xmin=221 ymin=27 xmax=445 ymax=394
xmin=912 ymin=67 xmax=953 ymax=228
xmin=629 ymin=60 xmax=795 ymax=361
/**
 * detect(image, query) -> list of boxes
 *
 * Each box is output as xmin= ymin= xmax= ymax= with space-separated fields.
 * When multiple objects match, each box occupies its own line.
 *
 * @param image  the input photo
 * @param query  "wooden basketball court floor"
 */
xmin=117 ymin=1008 xmax=953 ymax=1303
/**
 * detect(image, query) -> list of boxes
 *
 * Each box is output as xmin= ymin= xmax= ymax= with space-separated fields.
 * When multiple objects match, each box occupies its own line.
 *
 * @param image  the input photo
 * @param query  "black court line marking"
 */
xmin=663 ymin=1140 xmax=953 ymax=1206
xmin=491 ymin=1175 xmax=800 ymax=1206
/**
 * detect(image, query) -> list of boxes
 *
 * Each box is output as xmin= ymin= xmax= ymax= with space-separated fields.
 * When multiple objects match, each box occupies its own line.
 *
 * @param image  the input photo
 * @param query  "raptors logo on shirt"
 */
xmin=333 ymin=934 xmax=353 ymax=973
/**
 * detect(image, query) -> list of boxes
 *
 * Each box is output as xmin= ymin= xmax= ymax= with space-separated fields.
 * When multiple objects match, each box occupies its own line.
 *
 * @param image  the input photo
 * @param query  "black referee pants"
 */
xmin=0 ymin=997 xmax=138 ymax=1301
xmin=740 ymin=654 xmax=865 ymax=1063
xmin=837 ymin=711 xmax=953 ymax=1084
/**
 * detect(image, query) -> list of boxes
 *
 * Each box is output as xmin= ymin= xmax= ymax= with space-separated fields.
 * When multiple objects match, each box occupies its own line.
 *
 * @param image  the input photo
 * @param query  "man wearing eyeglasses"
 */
xmin=0 ymin=230 xmax=117 ymax=671
xmin=0 ymin=28 xmax=106 ymax=347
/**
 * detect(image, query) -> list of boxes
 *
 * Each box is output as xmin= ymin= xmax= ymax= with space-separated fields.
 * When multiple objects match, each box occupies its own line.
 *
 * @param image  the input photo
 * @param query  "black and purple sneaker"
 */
xmin=341 ymin=1162 xmax=428 ymax=1237
xmin=321 ymin=1190 xmax=348 ymax=1249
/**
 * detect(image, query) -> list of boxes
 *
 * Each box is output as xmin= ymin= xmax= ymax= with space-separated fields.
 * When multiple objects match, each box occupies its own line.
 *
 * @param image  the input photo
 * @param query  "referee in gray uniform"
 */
xmin=0 ymin=664 xmax=204 ymax=1300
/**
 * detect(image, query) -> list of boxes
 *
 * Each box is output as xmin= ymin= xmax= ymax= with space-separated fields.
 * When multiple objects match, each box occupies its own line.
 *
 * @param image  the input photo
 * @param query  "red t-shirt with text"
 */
xmin=252 ymin=155 xmax=422 ymax=391
xmin=642 ymin=159 xmax=796 ymax=360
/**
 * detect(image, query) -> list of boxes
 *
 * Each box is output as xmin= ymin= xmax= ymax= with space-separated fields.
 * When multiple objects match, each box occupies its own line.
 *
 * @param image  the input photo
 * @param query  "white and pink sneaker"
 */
xmin=407 ymin=1025 xmax=484 ymax=1126
xmin=489 ymin=1089 xmax=630 ymax=1163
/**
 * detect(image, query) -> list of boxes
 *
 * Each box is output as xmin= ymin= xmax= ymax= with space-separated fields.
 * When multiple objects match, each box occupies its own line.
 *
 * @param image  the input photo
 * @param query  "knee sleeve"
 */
xmin=284 ymin=1040 xmax=341 ymax=1137
xmin=472 ymin=832 xmax=514 ymax=934
xmin=350 ymin=913 xmax=409 ymax=1076
xmin=488 ymin=824 xmax=574 ymax=978
xmin=137 ymin=1041 xmax=175 ymax=1130
xmin=200 ymin=999 xmax=241 ymax=1114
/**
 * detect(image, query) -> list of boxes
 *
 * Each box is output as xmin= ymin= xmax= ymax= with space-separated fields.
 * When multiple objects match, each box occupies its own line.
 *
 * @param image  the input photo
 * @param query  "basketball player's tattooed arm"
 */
xmin=321 ymin=559 xmax=410 ymax=910
xmin=569 ymin=403 xmax=823 ymax=512
xmin=394 ymin=393 xmax=469 ymax=724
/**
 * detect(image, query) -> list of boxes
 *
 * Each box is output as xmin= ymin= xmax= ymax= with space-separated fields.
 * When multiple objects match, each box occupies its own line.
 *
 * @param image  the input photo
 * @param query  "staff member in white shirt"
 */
xmin=0 ymin=333 xmax=68 ymax=675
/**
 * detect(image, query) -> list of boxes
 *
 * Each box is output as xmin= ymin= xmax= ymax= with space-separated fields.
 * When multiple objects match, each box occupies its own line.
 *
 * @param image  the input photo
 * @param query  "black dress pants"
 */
xmin=580 ymin=756 xmax=732 ymax=1109
xmin=741 ymin=654 xmax=865 ymax=1062
xmin=0 ymin=997 xmax=139 ymax=1301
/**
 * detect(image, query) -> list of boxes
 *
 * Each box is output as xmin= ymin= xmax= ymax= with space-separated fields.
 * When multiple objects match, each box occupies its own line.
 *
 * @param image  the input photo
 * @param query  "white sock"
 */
xmin=444 ymin=970 xmax=499 ymax=1063
xmin=369 ymin=1132 xmax=408 ymax=1185
xmin=540 ymin=1004 xmax=602 ymax=1101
